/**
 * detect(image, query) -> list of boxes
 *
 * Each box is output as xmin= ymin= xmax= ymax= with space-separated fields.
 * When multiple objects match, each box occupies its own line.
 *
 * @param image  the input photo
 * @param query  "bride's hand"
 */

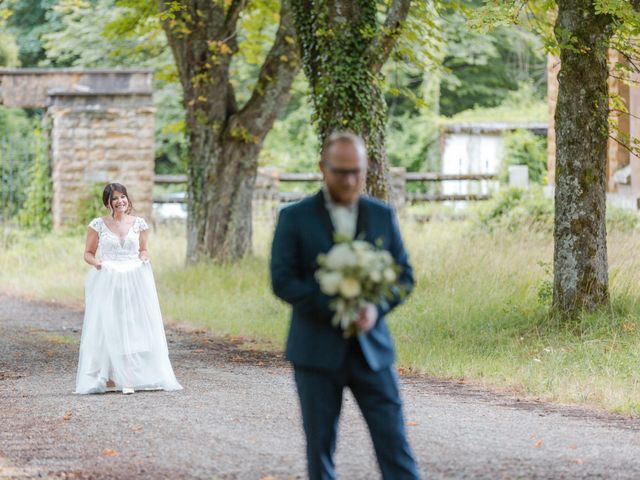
xmin=94 ymin=260 xmax=102 ymax=271
xmin=139 ymin=252 xmax=150 ymax=263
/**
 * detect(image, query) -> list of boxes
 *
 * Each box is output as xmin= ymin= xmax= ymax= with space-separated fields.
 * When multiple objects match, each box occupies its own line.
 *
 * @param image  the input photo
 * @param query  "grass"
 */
xmin=2 ymin=219 xmax=640 ymax=415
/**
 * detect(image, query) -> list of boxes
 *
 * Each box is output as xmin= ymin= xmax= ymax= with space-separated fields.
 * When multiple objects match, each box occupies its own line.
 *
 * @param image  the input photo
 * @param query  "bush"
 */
xmin=18 ymin=131 xmax=52 ymax=231
xmin=607 ymin=206 xmax=640 ymax=233
xmin=500 ymin=129 xmax=547 ymax=185
xmin=75 ymin=183 xmax=108 ymax=230
xmin=476 ymin=187 xmax=553 ymax=232
xmin=477 ymin=187 xmax=640 ymax=234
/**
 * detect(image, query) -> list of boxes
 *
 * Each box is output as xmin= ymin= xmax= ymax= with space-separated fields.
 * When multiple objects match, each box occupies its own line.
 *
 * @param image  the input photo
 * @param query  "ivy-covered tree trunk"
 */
xmin=291 ymin=0 xmax=411 ymax=201
xmin=158 ymin=0 xmax=299 ymax=263
xmin=553 ymin=0 xmax=613 ymax=315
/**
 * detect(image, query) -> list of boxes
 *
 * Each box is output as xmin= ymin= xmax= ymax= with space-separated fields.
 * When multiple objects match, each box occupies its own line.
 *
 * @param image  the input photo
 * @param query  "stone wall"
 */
xmin=47 ymin=92 xmax=155 ymax=227
xmin=0 ymin=68 xmax=152 ymax=108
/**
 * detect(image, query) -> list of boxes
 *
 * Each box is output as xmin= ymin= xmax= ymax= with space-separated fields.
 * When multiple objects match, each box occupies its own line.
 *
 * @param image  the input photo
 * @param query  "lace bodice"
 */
xmin=89 ymin=217 xmax=149 ymax=262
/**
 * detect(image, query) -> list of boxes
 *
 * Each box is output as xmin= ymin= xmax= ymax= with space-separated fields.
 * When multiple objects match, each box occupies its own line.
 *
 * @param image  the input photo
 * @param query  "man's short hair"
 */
xmin=321 ymin=132 xmax=368 ymax=165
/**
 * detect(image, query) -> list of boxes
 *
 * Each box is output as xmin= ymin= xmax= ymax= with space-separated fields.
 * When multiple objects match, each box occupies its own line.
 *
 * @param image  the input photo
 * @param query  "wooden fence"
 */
xmin=154 ymin=168 xmax=497 ymax=205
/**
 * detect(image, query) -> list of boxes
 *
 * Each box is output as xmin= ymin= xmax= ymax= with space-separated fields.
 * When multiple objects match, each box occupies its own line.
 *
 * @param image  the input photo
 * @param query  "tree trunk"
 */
xmin=553 ymin=0 xmax=613 ymax=315
xmin=291 ymin=0 xmax=411 ymax=201
xmin=159 ymin=0 xmax=299 ymax=263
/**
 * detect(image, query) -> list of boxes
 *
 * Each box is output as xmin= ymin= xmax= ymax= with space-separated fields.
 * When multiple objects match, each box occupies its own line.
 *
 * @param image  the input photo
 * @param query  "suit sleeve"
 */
xmin=377 ymin=207 xmax=415 ymax=318
xmin=270 ymin=207 xmax=333 ymax=320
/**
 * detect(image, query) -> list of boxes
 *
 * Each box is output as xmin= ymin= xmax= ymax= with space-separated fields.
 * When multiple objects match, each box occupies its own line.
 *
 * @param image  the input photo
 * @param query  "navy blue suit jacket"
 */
xmin=270 ymin=190 xmax=414 ymax=372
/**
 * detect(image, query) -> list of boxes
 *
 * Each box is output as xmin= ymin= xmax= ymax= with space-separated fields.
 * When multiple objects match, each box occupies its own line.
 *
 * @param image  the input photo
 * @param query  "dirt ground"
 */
xmin=2 ymin=293 xmax=640 ymax=479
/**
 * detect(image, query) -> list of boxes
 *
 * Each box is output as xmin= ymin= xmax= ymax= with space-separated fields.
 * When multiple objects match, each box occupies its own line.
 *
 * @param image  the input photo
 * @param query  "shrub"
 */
xmin=476 ymin=187 xmax=553 ymax=232
xmin=500 ymin=129 xmax=547 ymax=185
xmin=18 ymin=131 xmax=52 ymax=231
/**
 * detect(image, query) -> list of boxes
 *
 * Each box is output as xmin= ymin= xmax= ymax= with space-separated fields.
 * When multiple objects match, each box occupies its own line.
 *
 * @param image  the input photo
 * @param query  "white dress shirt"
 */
xmin=322 ymin=188 xmax=358 ymax=240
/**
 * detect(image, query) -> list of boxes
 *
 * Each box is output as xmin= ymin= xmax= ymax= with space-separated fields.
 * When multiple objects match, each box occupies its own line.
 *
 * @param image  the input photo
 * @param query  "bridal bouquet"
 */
xmin=315 ymin=240 xmax=400 ymax=337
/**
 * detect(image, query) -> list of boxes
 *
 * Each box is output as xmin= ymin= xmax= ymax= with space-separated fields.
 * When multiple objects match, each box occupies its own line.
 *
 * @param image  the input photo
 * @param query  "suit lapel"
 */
xmin=355 ymin=197 xmax=368 ymax=240
xmin=314 ymin=190 xmax=335 ymax=241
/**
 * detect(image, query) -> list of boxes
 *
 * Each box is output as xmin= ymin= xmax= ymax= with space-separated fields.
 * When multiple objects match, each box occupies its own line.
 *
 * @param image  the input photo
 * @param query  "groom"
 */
xmin=270 ymin=132 xmax=420 ymax=479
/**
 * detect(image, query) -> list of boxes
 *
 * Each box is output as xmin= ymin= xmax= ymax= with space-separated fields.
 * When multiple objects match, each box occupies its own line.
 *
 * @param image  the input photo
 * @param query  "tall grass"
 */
xmin=2 ymin=219 xmax=640 ymax=414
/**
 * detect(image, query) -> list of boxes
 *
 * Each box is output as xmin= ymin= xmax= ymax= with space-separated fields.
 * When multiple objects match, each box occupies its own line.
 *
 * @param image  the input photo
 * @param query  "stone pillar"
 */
xmin=607 ymin=50 xmax=631 ymax=192
xmin=253 ymin=167 xmax=280 ymax=229
xmin=389 ymin=167 xmax=406 ymax=213
xmin=630 ymin=70 xmax=640 ymax=208
xmin=547 ymin=55 xmax=560 ymax=187
xmin=47 ymin=91 xmax=155 ymax=228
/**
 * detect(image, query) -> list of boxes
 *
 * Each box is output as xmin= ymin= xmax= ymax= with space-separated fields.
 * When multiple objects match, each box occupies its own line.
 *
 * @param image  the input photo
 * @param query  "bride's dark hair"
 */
xmin=103 ymin=183 xmax=134 ymax=216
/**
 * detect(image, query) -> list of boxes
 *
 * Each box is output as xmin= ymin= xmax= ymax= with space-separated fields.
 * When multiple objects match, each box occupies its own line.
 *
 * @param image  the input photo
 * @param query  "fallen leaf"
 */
xmin=572 ymin=458 xmax=584 ymax=465
xmin=534 ymin=439 xmax=544 ymax=449
xmin=192 ymin=349 xmax=205 ymax=353
xmin=623 ymin=323 xmax=636 ymax=332
xmin=568 ymin=444 xmax=577 ymax=450
xmin=457 ymin=378 xmax=466 ymax=385
xmin=132 ymin=425 xmax=144 ymax=433
xmin=260 ymin=476 xmax=277 ymax=480
xmin=102 ymin=449 xmax=118 ymax=457
xmin=397 ymin=367 xmax=409 ymax=375
xmin=63 ymin=411 xmax=73 ymax=421
xmin=530 ymin=432 xmax=537 ymax=439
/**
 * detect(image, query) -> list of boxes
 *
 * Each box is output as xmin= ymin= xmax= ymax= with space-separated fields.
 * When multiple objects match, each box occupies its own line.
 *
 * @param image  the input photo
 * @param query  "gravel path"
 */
xmin=1 ymin=294 xmax=640 ymax=479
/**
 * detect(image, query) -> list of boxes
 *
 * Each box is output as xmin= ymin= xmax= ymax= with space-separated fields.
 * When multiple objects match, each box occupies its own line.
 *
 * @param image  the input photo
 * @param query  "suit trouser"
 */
xmin=293 ymin=341 xmax=420 ymax=480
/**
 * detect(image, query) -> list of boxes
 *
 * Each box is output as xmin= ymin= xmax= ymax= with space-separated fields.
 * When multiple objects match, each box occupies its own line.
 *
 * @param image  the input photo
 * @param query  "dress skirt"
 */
xmin=75 ymin=259 xmax=182 ymax=394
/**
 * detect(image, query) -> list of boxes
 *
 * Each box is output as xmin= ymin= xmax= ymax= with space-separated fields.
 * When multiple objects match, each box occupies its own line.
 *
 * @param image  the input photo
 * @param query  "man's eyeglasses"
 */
xmin=323 ymin=161 xmax=364 ymax=178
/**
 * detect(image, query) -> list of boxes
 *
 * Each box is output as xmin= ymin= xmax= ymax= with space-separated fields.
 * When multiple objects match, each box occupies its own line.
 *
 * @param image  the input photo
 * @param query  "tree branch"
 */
xmin=608 ymin=134 xmax=640 ymax=156
xmin=231 ymin=0 xmax=300 ymax=141
xmin=369 ymin=0 xmax=412 ymax=72
xmin=223 ymin=0 xmax=248 ymax=39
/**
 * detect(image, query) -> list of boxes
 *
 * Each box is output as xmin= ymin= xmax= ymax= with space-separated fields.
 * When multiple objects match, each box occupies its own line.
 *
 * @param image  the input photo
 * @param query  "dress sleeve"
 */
xmin=137 ymin=217 xmax=150 ymax=232
xmin=88 ymin=218 xmax=102 ymax=233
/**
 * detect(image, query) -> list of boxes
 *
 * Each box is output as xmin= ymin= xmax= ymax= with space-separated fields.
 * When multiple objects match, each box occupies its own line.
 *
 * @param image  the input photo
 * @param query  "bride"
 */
xmin=75 ymin=183 xmax=182 ymax=395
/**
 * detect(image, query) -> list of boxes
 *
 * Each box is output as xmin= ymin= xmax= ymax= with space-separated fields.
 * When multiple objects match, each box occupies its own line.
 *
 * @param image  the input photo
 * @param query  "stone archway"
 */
xmin=0 ymin=68 xmax=155 ymax=227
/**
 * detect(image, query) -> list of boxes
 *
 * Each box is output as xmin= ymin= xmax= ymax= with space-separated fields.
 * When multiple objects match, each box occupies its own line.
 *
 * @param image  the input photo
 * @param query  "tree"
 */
xmin=438 ymin=12 xmax=547 ymax=116
xmin=5 ymin=0 xmax=62 ymax=66
xmin=551 ymin=0 xmax=640 ymax=314
xmin=474 ymin=0 xmax=640 ymax=317
xmin=156 ymin=0 xmax=300 ymax=263
xmin=551 ymin=0 xmax=614 ymax=314
xmin=291 ymin=0 xmax=412 ymax=200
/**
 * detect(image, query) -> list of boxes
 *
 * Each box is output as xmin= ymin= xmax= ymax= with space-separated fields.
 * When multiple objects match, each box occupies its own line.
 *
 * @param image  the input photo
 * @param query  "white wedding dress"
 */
xmin=75 ymin=216 xmax=182 ymax=394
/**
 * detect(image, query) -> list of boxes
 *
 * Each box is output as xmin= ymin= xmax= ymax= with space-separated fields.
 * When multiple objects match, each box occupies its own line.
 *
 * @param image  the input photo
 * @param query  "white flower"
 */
xmin=352 ymin=240 xmax=370 ymax=252
xmin=380 ymin=251 xmax=393 ymax=266
xmin=318 ymin=271 xmax=343 ymax=295
xmin=369 ymin=270 xmax=382 ymax=283
xmin=383 ymin=268 xmax=397 ymax=283
xmin=325 ymin=243 xmax=357 ymax=270
xmin=339 ymin=277 xmax=361 ymax=299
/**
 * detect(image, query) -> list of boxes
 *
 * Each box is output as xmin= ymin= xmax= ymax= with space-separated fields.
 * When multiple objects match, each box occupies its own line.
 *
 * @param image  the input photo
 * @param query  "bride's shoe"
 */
xmin=122 ymin=387 xmax=135 ymax=395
